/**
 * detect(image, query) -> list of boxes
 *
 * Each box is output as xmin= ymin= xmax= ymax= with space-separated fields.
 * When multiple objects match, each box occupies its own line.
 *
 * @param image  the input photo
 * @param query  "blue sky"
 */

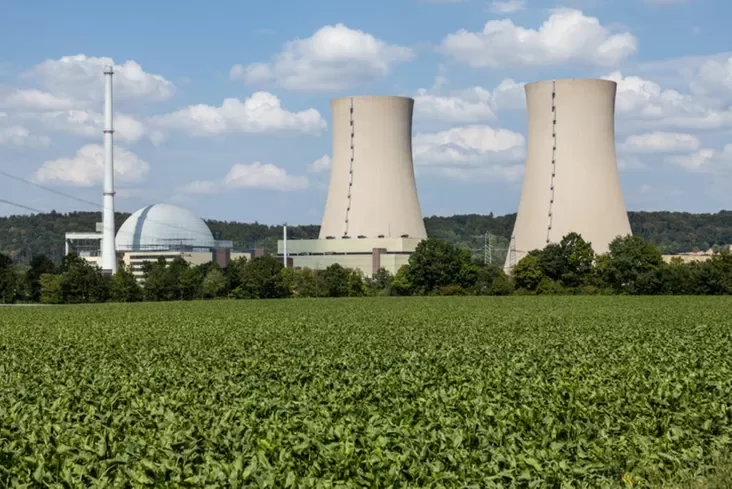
xmin=0 ymin=0 xmax=731 ymax=225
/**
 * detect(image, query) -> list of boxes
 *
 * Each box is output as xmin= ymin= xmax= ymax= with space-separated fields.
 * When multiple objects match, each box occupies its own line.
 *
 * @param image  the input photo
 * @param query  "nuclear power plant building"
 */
xmin=278 ymin=95 xmax=427 ymax=276
xmin=505 ymin=79 xmax=632 ymax=271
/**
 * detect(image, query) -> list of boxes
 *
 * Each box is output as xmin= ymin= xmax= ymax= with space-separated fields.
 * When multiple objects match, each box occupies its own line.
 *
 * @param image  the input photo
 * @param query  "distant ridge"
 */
xmin=2 ymin=210 xmax=732 ymax=264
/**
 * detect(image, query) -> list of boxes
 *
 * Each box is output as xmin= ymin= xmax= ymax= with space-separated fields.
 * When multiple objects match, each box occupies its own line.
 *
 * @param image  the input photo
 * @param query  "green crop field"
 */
xmin=1 ymin=297 xmax=732 ymax=487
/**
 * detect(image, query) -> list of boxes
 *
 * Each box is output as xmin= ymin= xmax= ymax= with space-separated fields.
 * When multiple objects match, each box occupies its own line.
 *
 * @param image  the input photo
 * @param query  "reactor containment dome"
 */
xmin=505 ymin=78 xmax=632 ymax=271
xmin=116 ymin=203 xmax=216 ymax=252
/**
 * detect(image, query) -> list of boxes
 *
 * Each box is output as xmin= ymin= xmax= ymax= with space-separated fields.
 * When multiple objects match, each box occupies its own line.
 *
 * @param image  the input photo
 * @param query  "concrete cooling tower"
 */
xmin=319 ymin=95 xmax=427 ymax=240
xmin=505 ymin=78 xmax=632 ymax=271
xmin=278 ymin=95 xmax=427 ymax=277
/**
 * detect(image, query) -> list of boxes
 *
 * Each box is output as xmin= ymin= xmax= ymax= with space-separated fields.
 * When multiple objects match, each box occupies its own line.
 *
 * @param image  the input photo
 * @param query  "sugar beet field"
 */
xmin=2 ymin=297 xmax=732 ymax=487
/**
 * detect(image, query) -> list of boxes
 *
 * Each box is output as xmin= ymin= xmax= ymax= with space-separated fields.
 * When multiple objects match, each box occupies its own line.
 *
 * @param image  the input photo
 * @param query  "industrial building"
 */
xmin=278 ymin=95 xmax=427 ymax=277
xmin=65 ymin=203 xmax=250 ymax=280
xmin=62 ymin=66 xmax=249 ymax=280
xmin=505 ymin=78 xmax=632 ymax=271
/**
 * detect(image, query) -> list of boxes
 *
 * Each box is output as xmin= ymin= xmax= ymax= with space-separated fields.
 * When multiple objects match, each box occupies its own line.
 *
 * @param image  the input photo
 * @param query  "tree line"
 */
xmin=2 ymin=232 xmax=732 ymax=304
xmin=4 ymin=210 xmax=732 ymax=265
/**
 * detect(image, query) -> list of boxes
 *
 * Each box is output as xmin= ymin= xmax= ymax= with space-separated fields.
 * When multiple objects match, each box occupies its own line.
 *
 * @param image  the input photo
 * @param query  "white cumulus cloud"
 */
xmin=34 ymin=144 xmax=150 ymax=186
xmin=620 ymin=132 xmax=700 ymax=153
xmin=225 ymin=162 xmax=309 ymax=191
xmin=440 ymin=9 xmax=637 ymax=68
xmin=0 ymin=125 xmax=51 ymax=148
xmin=151 ymin=92 xmax=326 ymax=136
xmin=25 ymin=54 xmax=176 ymax=103
xmin=232 ymin=24 xmax=414 ymax=91
xmin=308 ymin=154 xmax=331 ymax=173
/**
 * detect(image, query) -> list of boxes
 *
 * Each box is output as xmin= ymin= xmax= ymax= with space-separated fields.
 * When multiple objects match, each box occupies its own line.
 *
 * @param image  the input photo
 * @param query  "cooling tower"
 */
xmin=505 ymin=79 xmax=631 ymax=270
xmin=319 ymin=95 xmax=427 ymax=239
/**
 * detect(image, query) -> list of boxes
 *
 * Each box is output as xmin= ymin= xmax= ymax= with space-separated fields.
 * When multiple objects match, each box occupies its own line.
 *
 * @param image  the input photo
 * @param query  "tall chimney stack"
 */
xmin=101 ymin=65 xmax=117 ymax=275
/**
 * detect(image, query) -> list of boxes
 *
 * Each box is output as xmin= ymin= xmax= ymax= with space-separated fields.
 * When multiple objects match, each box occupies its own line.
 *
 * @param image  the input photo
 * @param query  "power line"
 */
xmin=0 ymin=170 xmax=217 ymax=240
xmin=0 ymin=198 xmax=44 ymax=214
xmin=0 ymin=170 xmax=99 ymax=208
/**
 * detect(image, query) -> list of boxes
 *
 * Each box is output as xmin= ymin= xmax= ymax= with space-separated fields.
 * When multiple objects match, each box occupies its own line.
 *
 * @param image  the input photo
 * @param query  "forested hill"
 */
xmin=2 ymin=209 xmax=732 ymax=264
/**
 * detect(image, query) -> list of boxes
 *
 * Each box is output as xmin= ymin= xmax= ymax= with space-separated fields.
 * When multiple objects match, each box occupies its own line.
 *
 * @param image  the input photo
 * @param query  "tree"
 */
xmin=602 ymin=235 xmax=663 ymax=293
xmin=406 ymin=238 xmax=479 ymax=294
xmin=512 ymin=254 xmax=543 ymax=291
xmin=347 ymin=269 xmax=366 ymax=297
xmin=61 ymin=255 xmax=109 ymax=303
xmin=322 ymin=263 xmax=350 ymax=297
xmin=476 ymin=264 xmax=513 ymax=296
xmin=26 ymin=254 xmax=57 ymax=302
xmin=0 ymin=253 xmax=22 ymax=303
xmin=558 ymin=233 xmax=594 ymax=287
xmin=179 ymin=266 xmax=203 ymax=300
xmin=368 ymin=268 xmax=393 ymax=296
xmin=142 ymin=258 xmax=170 ymax=301
xmin=39 ymin=273 xmax=63 ymax=304
xmin=202 ymin=268 xmax=227 ymax=298
xmin=292 ymin=268 xmax=317 ymax=298
xmin=110 ymin=264 xmax=142 ymax=302
xmin=391 ymin=265 xmax=412 ymax=296
xmin=233 ymin=256 xmax=288 ymax=299
xmin=226 ymin=256 xmax=249 ymax=292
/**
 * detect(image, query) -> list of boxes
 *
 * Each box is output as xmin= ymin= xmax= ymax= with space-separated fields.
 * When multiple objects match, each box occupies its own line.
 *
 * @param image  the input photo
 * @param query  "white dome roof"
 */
xmin=116 ymin=204 xmax=215 ymax=251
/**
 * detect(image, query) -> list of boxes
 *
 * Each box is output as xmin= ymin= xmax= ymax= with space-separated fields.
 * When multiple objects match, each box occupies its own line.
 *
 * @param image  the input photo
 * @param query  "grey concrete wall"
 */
xmin=506 ymin=79 xmax=632 ymax=271
xmin=319 ymin=95 xmax=427 ymax=240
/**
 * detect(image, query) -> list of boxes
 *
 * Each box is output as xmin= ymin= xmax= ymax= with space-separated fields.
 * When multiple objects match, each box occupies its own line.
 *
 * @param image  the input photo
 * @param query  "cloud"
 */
xmin=24 ymin=54 xmax=176 ymax=103
xmin=178 ymin=161 xmax=310 ymax=195
xmin=33 ymin=144 xmax=150 ymax=186
xmin=414 ymin=77 xmax=526 ymax=122
xmin=308 ymin=154 xmax=331 ymax=173
xmin=489 ymin=0 xmax=525 ymax=13
xmin=605 ymin=71 xmax=732 ymax=131
xmin=225 ymin=162 xmax=308 ymax=191
xmin=414 ymin=86 xmax=496 ymax=123
xmin=440 ymin=8 xmax=637 ymax=68
xmin=413 ymin=125 xmax=525 ymax=181
xmin=620 ymin=132 xmax=700 ymax=153
xmin=232 ymin=24 xmax=414 ymax=91
xmin=0 ymin=125 xmax=51 ymax=148
xmin=666 ymin=144 xmax=732 ymax=173
xmin=0 ymin=89 xmax=76 ymax=111
xmin=21 ymin=110 xmax=153 ymax=143
xmin=176 ymin=180 xmax=219 ymax=195
xmin=690 ymin=55 xmax=732 ymax=100
xmin=151 ymin=91 xmax=326 ymax=136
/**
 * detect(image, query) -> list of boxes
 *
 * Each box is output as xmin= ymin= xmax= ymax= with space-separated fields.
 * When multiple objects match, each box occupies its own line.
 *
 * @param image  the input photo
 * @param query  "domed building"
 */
xmin=116 ymin=204 xmax=217 ymax=252
xmin=65 ymin=203 xmax=248 ymax=280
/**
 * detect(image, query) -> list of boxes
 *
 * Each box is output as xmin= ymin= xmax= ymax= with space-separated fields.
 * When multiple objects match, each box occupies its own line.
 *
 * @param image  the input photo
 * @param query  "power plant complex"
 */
xmin=65 ymin=71 xmax=632 ymax=278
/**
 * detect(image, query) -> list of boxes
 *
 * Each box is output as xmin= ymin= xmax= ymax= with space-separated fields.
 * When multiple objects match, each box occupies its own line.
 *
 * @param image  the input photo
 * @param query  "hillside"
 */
xmin=2 ymin=210 xmax=732 ymax=264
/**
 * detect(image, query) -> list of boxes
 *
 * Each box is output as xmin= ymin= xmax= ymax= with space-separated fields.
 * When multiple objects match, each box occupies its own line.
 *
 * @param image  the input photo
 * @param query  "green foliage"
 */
xmin=110 ymin=264 xmax=142 ymax=303
xmin=232 ymin=256 xmax=289 ymax=299
xmin=513 ymin=254 xmax=544 ymax=291
xmin=407 ymin=238 xmax=479 ymax=294
xmin=1 ymin=297 xmax=732 ymax=486
xmin=603 ymin=235 xmax=664 ymax=293
xmin=391 ymin=265 xmax=412 ymax=296
xmin=39 ymin=273 xmax=63 ymax=304
xmin=202 ymin=268 xmax=227 ymax=299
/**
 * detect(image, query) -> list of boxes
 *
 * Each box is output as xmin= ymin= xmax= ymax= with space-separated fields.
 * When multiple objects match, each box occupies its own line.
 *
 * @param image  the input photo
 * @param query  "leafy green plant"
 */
xmin=1 ymin=296 xmax=731 ymax=487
